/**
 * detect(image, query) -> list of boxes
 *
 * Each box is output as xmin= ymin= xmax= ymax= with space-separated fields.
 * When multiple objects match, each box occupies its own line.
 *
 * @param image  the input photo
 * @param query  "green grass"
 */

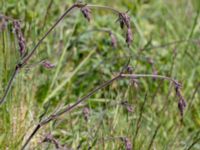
xmin=0 ymin=0 xmax=200 ymax=149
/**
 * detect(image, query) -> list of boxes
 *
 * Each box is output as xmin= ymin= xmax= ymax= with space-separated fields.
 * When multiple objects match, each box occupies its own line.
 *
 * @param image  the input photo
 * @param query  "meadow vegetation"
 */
xmin=0 ymin=0 xmax=200 ymax=149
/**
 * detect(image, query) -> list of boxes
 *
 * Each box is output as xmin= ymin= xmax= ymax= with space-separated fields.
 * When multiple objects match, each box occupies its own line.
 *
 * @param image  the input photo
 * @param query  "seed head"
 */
xmin=118 ymin=12 xmax=131 ymax=29
xmin=175 ymin=84 xmax=186 ymax=117
xmin=13 ymin=20 xmax=26 ymax=57
xmin=126 ymin=28 xmax=133 ymax=46
xmin=81 ymin=6 xmax=91 ymax=22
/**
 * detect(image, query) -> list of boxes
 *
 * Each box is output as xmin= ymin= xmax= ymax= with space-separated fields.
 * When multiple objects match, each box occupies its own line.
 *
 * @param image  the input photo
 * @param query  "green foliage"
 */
xmin=0 ymin=0 xmax=200 ymax=149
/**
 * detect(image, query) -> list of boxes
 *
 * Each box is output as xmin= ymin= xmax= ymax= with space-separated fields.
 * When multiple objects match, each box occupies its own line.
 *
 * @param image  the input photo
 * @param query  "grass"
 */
xmin=0 ymin=0 xmax=200 ymax=149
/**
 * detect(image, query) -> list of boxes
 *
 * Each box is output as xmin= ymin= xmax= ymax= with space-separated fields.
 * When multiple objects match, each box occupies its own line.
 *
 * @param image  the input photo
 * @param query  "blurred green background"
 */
xmin=0 ymin=0 xmax=200 ymax=149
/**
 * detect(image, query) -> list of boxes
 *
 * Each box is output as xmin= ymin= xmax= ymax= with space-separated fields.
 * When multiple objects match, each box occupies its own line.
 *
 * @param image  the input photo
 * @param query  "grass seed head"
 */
xmin=126 ymin=28 xmax=133 ymax=46
xmin=81 ymin=6 xmax=92 ymax=22
xmin=118 ymin=12 xmax=131 ymax=29
xmin=13 ymin=20 xmax=26 ymax=57
xmin=175 ymin=84 xmax=186 ymax=117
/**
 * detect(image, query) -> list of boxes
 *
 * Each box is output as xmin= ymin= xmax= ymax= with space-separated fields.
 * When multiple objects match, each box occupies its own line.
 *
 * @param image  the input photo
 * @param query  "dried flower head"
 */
xmin=81 ymin=6 xmax=91 ymax=22
xmin=109 ymin=32 xmax=117 ymax=48
xmin=42 ymin=60 xmax=56 ymax=69
xmin=126 ymin=28 xmax=133 ymax=46
xmin=82 ymin=107 xmax=90 ymax=121
xmin=118 ymin=12 xmax=131 ymax=29
xmin=13 ymin=20 xmax=26 ymax=57
xmin=175 ymin=84 xmax=186 ymax=117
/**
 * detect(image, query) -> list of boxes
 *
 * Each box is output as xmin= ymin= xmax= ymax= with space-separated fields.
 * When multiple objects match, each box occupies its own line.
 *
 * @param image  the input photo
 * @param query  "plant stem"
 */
xmin=0 ymin=65 xmax=20 ymax=105
xmin=21 ymin=74 xmax=122 ymax=150
xmin=21 ymin=4 xmax=78 ymax=66
xmin=87 ymin=4 xmax=121 ymax=14
xmin=121 ymin=74 xmax=180 ymax=86
xmin=0 ymin=3 xmax=124 ymax=106
xmin=21 ymin=72 xmax=180 ymax=149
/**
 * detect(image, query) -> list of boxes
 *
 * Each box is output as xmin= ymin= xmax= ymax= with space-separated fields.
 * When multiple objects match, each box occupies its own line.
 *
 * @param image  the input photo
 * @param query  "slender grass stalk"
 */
xmin=147 ymin=124 xmax=161 ymax=150
xmin=0 ymin=65 xmax=20 ymax=105
xmin=86 ymin=4 xmax=121 ymax=14
xmin=121 ymin=74 xmax=180 ymax=86
xmin=0 ymin=2 xmax=127 ymax=106
xmin=187 ymin=137 xmax=200 ymax=150
xmin=132 ymin=94 xmax=147 ymax=149
xmin=21 ymin=70 xmax=180 ymax=149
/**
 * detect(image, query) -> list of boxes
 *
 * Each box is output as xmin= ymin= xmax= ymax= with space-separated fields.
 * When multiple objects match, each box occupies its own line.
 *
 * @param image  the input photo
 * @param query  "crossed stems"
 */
xmin=0 ymin=2 xmax=181 ymax=149
xmin=21 ymin=69 xmax=180 ymax=149
xmin=0 ymin=3 xmax=123 ymax=105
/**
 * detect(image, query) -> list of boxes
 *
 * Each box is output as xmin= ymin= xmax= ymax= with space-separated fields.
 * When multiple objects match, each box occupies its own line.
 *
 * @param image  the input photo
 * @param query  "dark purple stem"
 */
xmin=0 ymin=64 xmax=20 ymax=105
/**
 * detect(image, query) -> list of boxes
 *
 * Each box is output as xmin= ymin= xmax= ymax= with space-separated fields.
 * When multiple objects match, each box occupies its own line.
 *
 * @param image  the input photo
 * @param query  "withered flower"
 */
xmin=13 ymin=20 xmax=26 ymax=57
xmin=117 ymin=12 xmax=133 ymax=46
xmin=118 ymin=12 xmax=131 ymax=29
xmin=81 ymin=6 xmax=91 ymax=22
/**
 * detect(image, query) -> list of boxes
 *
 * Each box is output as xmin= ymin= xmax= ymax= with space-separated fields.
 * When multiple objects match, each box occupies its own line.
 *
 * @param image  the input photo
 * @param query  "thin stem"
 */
xmin=21 ymin=74 xmax=122 ymax=149
xmin=21 ymin=71 xmax=179 ymax=149
xmin=187 ymin=137 xmax=200 ymax=150
xmin=21 ymin=124 xmax=41 ymax=150
xmin=0 ymin=65 xmax=19 ymax=105
xmin=87 ymin=4 xmax=121 ymax=14
xmin=140 ymin=38 xmax=199 ymax=51
xmin=52 ymin=75 xmax=121 ymax=118
xmin=121 ymin=74 xmax=180 ymax=86
xmin=147 ymin=124 xmax=161 ymax=150
xmin=21 ymin=4 xmax=78 ymax=66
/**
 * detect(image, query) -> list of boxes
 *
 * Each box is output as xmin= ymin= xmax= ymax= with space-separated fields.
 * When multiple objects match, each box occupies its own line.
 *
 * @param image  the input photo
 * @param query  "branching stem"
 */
xmin=21 ymin=72 xmax=179 ymax=149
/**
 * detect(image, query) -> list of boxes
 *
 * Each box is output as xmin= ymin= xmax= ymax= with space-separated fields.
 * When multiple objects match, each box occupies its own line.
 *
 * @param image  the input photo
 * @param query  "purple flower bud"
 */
xmin=81 ymin=6 xmax=91 ymax=22
xmin=118 ymin=12 xmax=131 ymax=29
xmin=42 ymin=60 xmax=55 ymax=69
xmin=175 ymin=84 xmax=186 ymax=117
xmin=126 ymin=28 xmax=133 ymax=46
xmin=13 ymin=20 xmax=26 ymax=57
xmin=178 ymin=99 xmax=186 ymax=117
